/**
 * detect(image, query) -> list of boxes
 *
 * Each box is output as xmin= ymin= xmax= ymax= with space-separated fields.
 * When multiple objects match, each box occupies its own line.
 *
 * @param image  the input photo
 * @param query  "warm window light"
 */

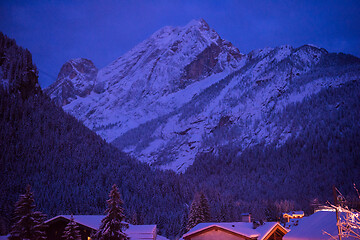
xmin=88 ymin=237 xmax=91 ymax=240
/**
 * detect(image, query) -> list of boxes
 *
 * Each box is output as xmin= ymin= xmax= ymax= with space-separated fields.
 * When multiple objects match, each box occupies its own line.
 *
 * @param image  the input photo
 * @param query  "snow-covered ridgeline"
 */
xmin=46 ymin=19 xmax=360 ymax=172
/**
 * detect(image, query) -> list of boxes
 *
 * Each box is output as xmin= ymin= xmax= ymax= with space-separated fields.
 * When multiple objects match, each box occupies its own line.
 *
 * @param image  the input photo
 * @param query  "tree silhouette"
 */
xmin=9 ymin=185 xmax=46 ymax=240
xmin=93 ymin=184 xmax=129 ymax=240
xmin=62 ymin=214 xmax=81 ymax=240
xmin=186 ymin=192 xmax=211 ymax=231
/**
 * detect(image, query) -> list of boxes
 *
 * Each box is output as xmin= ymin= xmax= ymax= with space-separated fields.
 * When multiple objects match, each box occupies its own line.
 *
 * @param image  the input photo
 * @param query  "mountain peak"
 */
xmin=149 ymin=18 xmax=214 ymax=44
xmin=185 ymin=18 xmax=210 ymax=30
xmin=45 ymin=58 xmax=98 ymax=106
xmin=93 ymin=18 xmax=244 ymax=96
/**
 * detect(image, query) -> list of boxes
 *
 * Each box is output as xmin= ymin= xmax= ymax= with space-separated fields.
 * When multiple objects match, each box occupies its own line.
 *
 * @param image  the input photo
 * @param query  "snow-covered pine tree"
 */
xmin=62 ymin=214 xmax=81 ymax=240
xmin=186 ymin=192 xmax=211 ymax=231
xmin=93 ymin=184 xmax=129 ymax=240
xmin=199 ymin=193 xmax=211 ymax=222
xmin=31 ymin=211 xmax=47 ymax=240
xmin=9 ymin=185 xmax=46 ymax=240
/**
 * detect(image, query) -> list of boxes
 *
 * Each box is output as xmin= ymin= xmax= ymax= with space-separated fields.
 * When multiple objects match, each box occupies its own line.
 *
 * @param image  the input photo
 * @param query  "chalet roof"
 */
xmin=45 ymin=215 xmax=158 ymax=239
xmin=284 ymin=211 xmax=338 ymax=240
xmin=45 ymin=215 xmax=105 ymax=230
xmin=183 ymin=222 xmax=287 ymax=240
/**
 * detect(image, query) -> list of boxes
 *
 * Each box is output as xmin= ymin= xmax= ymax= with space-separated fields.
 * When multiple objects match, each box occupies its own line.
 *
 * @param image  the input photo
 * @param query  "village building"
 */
xmin=45 ymin=215 xmax=167 ymax=240
xmin=182 ymin=222 xmax=288 ymax=240
xmin=283 ymin=210 xmax=338 ymax=240
xmin=282 ymin=211 xmax=304 ymax=223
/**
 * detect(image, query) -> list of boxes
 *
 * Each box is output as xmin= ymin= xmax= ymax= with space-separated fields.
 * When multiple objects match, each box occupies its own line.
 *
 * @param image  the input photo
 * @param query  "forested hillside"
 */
xmin=0 ymin=33 xmax=192 ymax=237
xmin=185 ymin=79 xmax=360 ymax=220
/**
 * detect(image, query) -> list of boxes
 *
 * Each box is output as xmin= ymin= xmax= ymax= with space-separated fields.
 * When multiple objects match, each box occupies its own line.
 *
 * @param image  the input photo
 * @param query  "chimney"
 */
xmin=241 ymin=213 xmax=251 ymax=222
xmin=252 ymin=221 xmax=260 ymax=229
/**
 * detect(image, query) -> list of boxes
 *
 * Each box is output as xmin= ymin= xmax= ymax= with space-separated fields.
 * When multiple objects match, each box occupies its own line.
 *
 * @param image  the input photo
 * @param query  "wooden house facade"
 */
xmin=182 ymin=222 xmax=288 ymax=240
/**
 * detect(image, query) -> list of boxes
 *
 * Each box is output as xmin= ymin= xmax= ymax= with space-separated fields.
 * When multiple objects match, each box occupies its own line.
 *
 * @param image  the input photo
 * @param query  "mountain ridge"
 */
xmin=46 ymin=19 xmax=360 ymax=172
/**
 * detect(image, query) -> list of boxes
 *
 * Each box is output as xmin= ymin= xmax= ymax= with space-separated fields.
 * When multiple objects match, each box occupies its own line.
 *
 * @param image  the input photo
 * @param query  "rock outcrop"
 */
xmin=45 ymin=58 xmax=97 ymax=106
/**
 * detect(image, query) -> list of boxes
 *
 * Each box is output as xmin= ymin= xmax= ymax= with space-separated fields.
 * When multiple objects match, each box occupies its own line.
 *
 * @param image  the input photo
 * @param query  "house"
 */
xmin=282 ymin=211 xmax=304 ymax=223
xmin=45 ymin=215 xmax=167 ymax=240
xmin=283 ymin=211 xmax=339 ymax=240
xmin=182 ymin=222 xmax=288 ymax=240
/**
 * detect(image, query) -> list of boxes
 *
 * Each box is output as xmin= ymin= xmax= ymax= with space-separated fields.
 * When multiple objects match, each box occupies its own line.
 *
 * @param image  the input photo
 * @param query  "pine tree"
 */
xmin=130 ymin=211 xmax=138 ymax=225
xmin=186 ymin=194 xmax=202 ymax=231
xmin=62 ymin=214 xmax=81 ymax=240
xmin=199 ymin=193 xmax=211 ymax=222
xmin=9 ymin=185 xmax=47 ymax=240
xmin=186 ymin=192 xmax=211 ymax=231
xmin=93 ymin=184 xmax=129 ymax=240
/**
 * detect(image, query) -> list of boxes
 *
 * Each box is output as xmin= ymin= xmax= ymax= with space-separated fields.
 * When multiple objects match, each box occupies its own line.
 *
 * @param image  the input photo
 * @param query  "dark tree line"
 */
xmin=185 ymin=78 xmax=360 ymax=220
xmin=8 ymin=184 xmax=128 ymax=240
xmin=0 ymin=86 xmax=193 ymax=238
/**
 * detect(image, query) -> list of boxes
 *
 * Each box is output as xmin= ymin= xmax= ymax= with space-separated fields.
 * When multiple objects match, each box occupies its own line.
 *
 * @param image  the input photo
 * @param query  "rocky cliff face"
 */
xmin=46 ymin=19 xmax=360 ymax=172
xmin=0 ymin=32 xmax=41 ymax=99
xmin=45 ymin=58 xmax=97 ymax=106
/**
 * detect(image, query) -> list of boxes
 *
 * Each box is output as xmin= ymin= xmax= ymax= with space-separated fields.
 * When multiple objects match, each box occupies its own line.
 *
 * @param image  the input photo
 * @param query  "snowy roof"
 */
xmin=126 ymin=224 xmax=157 ymax=239
xmin=183 ymin=222 xmax=287 ymax=240
xmin=45 ymin=215 xmax=105 ymax=230
xmin=156 ymin=235 xmax=169 ymax=240
xmin=45 ymin=215 xmax=157 ymax=239
xmin=284 ymin=211 xmax=338 ymax=240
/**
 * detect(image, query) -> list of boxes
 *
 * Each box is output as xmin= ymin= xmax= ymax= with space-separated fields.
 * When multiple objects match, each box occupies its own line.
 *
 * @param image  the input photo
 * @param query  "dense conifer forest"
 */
xmin=0 ymin=32 xmax=192 ymax=237
xmin=1 ymin=32 xmax=359 ymax=238
xmin=186 ymin=79 xmax=360 ymax=219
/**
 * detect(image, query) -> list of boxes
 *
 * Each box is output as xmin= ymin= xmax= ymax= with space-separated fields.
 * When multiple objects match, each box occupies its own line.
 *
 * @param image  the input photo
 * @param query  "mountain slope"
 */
xmin=0 ymin=32 xmax=192 ymax=238
xmin=112 ymin=44 xmax=360 ymax=172
xmin=186 ymin=78 xmax=360 ymax=209
xmin=46 ymin=20 xmax=360 ymax=173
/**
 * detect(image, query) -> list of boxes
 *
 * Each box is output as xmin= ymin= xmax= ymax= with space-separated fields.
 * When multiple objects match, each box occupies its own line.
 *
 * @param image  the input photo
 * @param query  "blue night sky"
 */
xmin=1 ymin=0 xmax=359 ymax=88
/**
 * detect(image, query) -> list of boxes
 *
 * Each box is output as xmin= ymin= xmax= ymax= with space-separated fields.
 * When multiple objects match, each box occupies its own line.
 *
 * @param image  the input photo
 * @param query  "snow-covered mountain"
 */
xmin=45 ymin=58 xmax=98 ymax=106
xmin=46 ymin=19 xmax=360 ymax=172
